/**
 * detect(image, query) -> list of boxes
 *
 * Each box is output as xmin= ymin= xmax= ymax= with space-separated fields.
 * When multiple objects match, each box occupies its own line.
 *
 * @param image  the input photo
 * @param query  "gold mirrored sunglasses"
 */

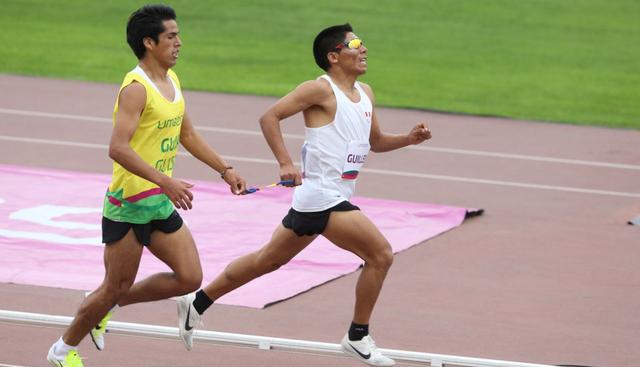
xmin=335 ymin=38 xmax=364 ymax=50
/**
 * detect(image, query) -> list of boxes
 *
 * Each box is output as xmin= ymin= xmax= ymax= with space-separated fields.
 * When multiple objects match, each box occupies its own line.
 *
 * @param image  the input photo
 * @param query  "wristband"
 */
xmin=220 ymin=166 xmax=233 ymax=179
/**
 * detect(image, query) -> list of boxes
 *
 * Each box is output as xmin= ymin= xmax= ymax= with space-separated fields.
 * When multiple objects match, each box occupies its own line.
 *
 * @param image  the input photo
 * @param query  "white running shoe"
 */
xmin=176 ymin=292 xmax=202 ymax=351
xmin=85 ymin=291 xmax=112 ymax=351
xmin=89 ymin=309 xmax=112 ymax=351
xmin=47 ymin=344 xmax=84 ymax=367
xmin=340 ymin=334 xmax=396 ymax=366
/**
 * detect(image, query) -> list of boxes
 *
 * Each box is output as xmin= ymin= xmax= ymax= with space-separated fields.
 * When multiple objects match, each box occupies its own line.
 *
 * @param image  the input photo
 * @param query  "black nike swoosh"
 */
xmin=348 ymin=342 xmax=371 ymax=359
xmin=184 ymin=305 xmax=193 ymax=331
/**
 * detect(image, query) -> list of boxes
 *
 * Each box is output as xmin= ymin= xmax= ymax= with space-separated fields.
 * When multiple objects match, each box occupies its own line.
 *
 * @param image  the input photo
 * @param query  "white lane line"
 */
xmin=0 ymin=108 xmax=296 ymax=139
xmin=361 ymin=167 xmax=640 ymax=198
xmin=0 ymin=107 xmax=109 ymax=123
xmin=1 ymin=135 xmax=639 ymax=198
xmin=409 ymin=145 xmax=640 ymax=170
xmin=2 ymin=107 xmax=639 ymax=170
xmin=0 ymin=135 xmax=276 ymax=165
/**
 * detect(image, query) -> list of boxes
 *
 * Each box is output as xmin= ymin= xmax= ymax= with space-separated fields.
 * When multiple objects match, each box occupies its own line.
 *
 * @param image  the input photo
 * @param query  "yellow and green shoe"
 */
xmin=90 ymin=310 xmax=112 ymax=351
xmin=47 ymin=349 xmax=84 ymax=367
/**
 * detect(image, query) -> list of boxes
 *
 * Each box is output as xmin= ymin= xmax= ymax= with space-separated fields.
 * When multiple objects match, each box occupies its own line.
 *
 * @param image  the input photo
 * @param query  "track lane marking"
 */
xmin=1 ymin=135 xmax=638 ymax=198
xmin=2 ymin=107 xmax=638 ymax=170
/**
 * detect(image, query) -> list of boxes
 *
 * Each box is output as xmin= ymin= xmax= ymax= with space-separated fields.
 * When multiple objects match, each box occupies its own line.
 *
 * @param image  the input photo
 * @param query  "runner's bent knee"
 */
xmin=365 ymin=242 xmax=394 ymax=270
xmin=176 ymin=269 xmax=202 ymax=292
xmin=101 ymin=279 xmax=134 ymax=304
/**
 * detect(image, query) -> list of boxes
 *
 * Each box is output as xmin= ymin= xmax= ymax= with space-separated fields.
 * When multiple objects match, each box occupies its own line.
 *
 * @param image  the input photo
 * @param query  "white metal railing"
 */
xmin=0 ymin=309 xmax=558 ymax=367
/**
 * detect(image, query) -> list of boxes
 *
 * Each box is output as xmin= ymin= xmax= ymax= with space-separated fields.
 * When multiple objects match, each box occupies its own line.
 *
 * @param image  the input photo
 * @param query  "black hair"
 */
xmin=313 ymin=23 xmax=353 ymax=71
xmin=126 ymin=4 xmax=177 ymax=59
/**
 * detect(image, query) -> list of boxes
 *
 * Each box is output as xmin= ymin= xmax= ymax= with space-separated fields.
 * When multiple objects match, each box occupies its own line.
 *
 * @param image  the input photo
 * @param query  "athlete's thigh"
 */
xmin=322 ymin=210 xmax=391 ymax=260
xmin=103 ymin=229 xmax=144 ymax=285
xmin=147 ymin=224 xmax=201 ymax=275
xmin=258 ymin=224 xmax=318 ymax=264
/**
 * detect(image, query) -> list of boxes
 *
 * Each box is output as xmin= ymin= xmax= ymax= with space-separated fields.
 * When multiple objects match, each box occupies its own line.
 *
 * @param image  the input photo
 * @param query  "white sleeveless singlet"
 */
xmin=291 ymin=74 xmax=373 ymax=212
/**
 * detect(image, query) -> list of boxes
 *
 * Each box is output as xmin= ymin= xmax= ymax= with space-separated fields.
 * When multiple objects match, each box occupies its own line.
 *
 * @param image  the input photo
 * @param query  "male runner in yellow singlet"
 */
xmin=46 ymin=5 xmax=246 ymax=366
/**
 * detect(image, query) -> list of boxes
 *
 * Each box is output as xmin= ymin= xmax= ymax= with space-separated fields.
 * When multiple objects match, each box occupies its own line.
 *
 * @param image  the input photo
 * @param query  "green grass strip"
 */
xmin=2 ymin=0 xmax=638 ymax=128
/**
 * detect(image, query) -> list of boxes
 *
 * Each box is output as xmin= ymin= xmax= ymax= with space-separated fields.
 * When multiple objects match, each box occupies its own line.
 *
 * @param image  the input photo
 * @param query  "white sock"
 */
xmin=53 ymin=337 xmax=76 ymax=358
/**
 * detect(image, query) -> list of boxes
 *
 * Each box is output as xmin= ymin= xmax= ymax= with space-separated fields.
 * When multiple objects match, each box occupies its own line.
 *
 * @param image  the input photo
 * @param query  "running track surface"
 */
xmin=1 ymin=74 xmax=639 ymax=367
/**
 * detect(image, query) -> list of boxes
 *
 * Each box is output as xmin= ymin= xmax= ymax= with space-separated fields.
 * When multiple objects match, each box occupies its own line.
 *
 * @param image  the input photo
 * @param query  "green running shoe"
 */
xmin=47 ymin=346 xmax=84 ymax=367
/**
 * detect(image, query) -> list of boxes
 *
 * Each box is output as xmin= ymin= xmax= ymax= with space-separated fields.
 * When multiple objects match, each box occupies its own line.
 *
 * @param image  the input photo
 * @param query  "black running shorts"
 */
xmin=102 ymin=210 xmax=184 ymax=246
xmin=282 ymin=201 xmax=360 ymax=237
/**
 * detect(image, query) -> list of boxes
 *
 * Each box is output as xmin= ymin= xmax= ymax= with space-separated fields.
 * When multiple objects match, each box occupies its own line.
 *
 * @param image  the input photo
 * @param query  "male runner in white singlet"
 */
xmin=179 ymin=23 xmax=431 ymax=366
